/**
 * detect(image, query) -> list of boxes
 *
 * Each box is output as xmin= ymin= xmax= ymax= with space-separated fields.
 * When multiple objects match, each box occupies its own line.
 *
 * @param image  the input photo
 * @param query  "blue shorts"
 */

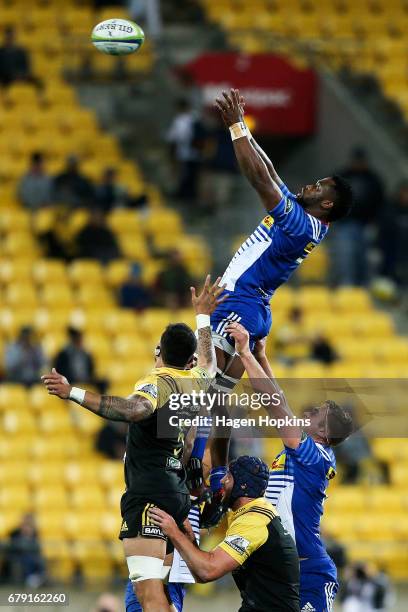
xmin=211 ymin=296 xmax=272 ymax=353
xmin=300 ymin=557 xmax=338 ymax=612
xmin=125 ymin=579 xmax=185 ymax=612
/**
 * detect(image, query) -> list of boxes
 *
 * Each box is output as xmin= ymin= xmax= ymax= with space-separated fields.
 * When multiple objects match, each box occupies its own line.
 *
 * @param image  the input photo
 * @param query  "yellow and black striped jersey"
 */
xmin=217 ymin=498 xmax=300 ymax=612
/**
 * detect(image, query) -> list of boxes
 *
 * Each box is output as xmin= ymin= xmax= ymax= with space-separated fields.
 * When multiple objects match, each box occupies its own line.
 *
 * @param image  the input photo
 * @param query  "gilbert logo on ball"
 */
xmin=91 ymin=19 xmax=145 ymax=56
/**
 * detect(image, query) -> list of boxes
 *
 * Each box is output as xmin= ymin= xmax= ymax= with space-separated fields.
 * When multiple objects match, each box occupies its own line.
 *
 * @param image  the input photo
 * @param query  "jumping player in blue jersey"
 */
xmin=226 ymin=321 xmax=353 ymax=612
xmin=211 ymin=89 xmax=353 ymax=383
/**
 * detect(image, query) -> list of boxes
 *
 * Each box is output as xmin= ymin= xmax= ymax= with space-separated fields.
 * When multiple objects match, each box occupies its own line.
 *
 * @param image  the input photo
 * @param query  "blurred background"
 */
xmin=0 ymin=0 xmax=407 ymax=610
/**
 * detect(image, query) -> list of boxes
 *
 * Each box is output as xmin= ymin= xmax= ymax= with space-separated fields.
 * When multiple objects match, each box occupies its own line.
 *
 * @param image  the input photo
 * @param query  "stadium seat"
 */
xmin=33 ymin=486 xmax=68 ymax=511
xmin=32 ymin=260 xmax=68 ymax=285
xmin=98 ymin=461 xmax=124 ymax=489
xmin=0 ymin=486 xmax=31 ymax=512
xmin=0 ymin=384 xmax=28 ymax=411
xmin=70 ymin=486 xmax=106 ymax=510
xmin=0 ymin=461 xmax=29 ymax=487
xmin=28 ymin=462 xmax=63 ymax=486
xmin=68 ymin=260 xmax=105 ymax=286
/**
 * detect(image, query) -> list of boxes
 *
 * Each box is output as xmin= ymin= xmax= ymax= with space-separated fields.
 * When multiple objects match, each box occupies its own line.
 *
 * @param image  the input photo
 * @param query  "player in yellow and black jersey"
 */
xmin=149 ymin=455 xmax=300 ymax=612
xmin=41 ymin=274 xmax=227 ymax=612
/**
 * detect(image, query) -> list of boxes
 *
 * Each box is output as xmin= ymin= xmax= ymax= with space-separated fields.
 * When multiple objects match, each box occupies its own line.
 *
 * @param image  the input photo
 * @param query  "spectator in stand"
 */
xmin=0 ymin=26 xmax=31 ymax=86
xmin=155 ymin=249 xmax=192 ymax=308
xmin=4 ymin=326 xmax=46 ymax=387
xmin=17 ymin=151 xmax=52 ymax=210
xmin=95 ymin=422 xmax=127 ymax=460
xmin=76 ymin=209 xmax=121 ymax=264
xmin=332 ymin=147 xmax=384 ymax=286
xmin=119 ymin=263 xmax=153 ymax=311
xmin=95 ymin=166 xmax=127 ymax=214
xmin=200 ymin=108 xmax=238 ymax=215
xmin=310 ymin=333 xmax=338 ymax=365
xmin=275 ymin=306 xmax=309 ymax=365
xmin=380 ymin=181 xmax=408 ymax=287
xmin=340 ymin=563 xmax=393 ymax=612
xmin=54 ymin=327 xmax=95 ymax=384
xmin=53 ymin=154 xmax=94 ymax=208
xmin=3 ymin=513 xmax=46 ymax=587
xmin=166 ymin=98 xmax=204 ymax=202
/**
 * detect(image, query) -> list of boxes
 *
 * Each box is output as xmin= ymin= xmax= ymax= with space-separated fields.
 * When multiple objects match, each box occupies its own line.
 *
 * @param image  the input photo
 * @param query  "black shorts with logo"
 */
xmin=119 ymin=491 xmax=191 ymax=546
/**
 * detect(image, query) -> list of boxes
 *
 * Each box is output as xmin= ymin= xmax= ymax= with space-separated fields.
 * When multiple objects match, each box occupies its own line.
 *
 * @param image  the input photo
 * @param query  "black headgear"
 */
xmin=229 ymin=455 xmax=269 ymax=503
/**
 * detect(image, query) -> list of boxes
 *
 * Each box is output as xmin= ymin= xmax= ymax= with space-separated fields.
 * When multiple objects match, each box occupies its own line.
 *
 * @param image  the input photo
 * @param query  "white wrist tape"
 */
xmin=196 ymin=314 xmax=211 ymax=330
xmin=69 ymin=386 xmax=86 ymax=405
xmin=230 ymin=121 xmax=247 ymax=141
xmin=246 ymin=124 xmax=252 ymax=140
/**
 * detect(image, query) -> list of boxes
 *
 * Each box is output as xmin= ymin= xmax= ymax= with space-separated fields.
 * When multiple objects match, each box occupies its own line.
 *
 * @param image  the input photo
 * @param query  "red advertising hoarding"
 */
xmin=184 ymin=52 xmax=317 ymax=135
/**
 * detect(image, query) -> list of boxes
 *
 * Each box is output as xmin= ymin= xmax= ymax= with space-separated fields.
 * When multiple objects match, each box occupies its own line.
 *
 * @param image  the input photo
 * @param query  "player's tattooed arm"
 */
xmin=215 ymin=88 xmax=283 ymax=211
xmin=191 ymin=275 xmax=228 ymax=377
xmin=41 ymin=370 xmax=154 ymax=423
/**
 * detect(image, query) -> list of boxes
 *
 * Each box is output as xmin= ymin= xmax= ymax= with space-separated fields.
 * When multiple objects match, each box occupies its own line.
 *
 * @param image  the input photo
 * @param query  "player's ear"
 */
xmin=321 ymin=199 xmax=334 ymax=212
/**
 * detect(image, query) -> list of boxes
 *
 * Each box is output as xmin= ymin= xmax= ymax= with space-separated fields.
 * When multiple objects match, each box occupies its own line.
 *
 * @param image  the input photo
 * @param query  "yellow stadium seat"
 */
xmin=368 ymin=487 xmax=404 ymax=512
xmin=73 ymin=542 xmax=113 ymax=582
xmin=65 ymin=513 xmax=103 ymax=541
xmin=38 ymin=409 xmax=74 ymax=436
xmin=70 ymin=486 xmax=106 ymax=510
xmin=106 ymin=485 xmax=124 ymax=509
xmin=40 ymin=285 xmax=74 ymax=307
xmin=0 ymin=486 xmax=31 ymax=512
xmin=118 ymin=235 xmax=149 ymax=261
xmin=0 ymin=308 xmax=35 ymax=339
xmin=41 ymin=539 xmax=74 ymax=582
xmin=30 ymin=436 xmax=84 ymax=461
xmin=64 ymin=462 xmax=100 ymax=488
xmin=68 ymin=260 xmax=105 ymax=285
xmin=2 ymin=409 xmax=36 ymax=435
xmin=2 ymin=232 xmax=39 ymax=257
xmin=33 ymin=486 xmax=68 ymax=511
xmin=0 ymin=512 xmax=21 ymax=538
xmin=326 ymin=486 xmax=366 ymax=512
xmin=105 ymin=260 xmax=132 ymax=288
xmin=4 ymin=284 xmax=38 ymax=308
xmin=113 ymin=333 xmax=152 ymax=361
xmin=69 ymin=404 xmax=104 ymax=436
xmin=100 ymin=511 xmax=120 ymax=540
xmin=0 ymin=259 xmax=32 ymax=284
xmin=98 ymin=461 xmax=124 ymax=489
xmin=333 ymin=287 xmax=372 ymax=312
xmin=107 ymin=209 xmax=143 ymax=236
xmin=4 ymin=83 xmax=39 ymax=107
xmin=0 ymin=461 xmax=29 ymax=487
xmin=143 ymin=209 xmax=183 ymax=237
xmin=0 ymin=384 xmax=28 ymax=410
xmin=32 ymin=259 xmax=68 ymax=285
xmin=0 ymin=437 xmax=31 ymax=461
xmin=28 ymin=462 xmax=62 ymax=487
xmin=34 ymin=307 xmax=72 ymax=335
xmin=139 ymin=309 xmax=174 ymax=336
xmin=76 ymin=285 xmax=114 ymax=307
xmin=41 ymin=331 xmax=67 ymax=358
xmin=104 ymin=310 xmax=140 ymax=336
xmin=0 ymin=209 xmax=30 ymax=233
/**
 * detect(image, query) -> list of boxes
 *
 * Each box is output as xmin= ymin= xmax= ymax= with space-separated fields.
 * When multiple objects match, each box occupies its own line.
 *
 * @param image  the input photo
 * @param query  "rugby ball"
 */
xmin=91 ymin=19 xmax=145 ymax=56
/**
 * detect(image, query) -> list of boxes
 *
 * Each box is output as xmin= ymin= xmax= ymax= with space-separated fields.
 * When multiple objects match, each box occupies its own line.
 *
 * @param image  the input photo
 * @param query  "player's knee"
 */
xmin=133 ymin=578 xmax=167 ymax=611
xmin=127 ymin=555 xmax=163 ymax=582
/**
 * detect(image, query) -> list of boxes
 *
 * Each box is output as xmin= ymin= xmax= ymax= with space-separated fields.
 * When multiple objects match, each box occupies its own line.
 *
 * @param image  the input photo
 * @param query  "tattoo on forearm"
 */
xmin=198 ymin=327 xmax=215 ymax=368
xmin=99 ymin=396 xmax=154 ymax=422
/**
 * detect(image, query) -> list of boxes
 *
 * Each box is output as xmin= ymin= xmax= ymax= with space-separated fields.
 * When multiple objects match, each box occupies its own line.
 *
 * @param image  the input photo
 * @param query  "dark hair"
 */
xmin=326 ymin=400 xmax=353 ymax=446
xmin=68 ymin=326 xmax=82 ymax=341
xmin=160 ymin=323 xmax=197 ymax=368
xmin=31 ymin=151 xmax=43 ymax=164
xmin=327 ymin=174 xmax=353 ymax=222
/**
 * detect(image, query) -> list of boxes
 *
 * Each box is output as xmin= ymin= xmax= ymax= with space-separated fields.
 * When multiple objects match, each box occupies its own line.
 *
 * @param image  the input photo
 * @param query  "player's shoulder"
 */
xmin=232 ymin=498 xmax=278 ymax=528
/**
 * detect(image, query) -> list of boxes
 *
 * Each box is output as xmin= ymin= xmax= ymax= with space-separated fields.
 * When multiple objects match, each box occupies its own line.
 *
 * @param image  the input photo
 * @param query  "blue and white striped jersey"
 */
xmin=221 ymin=184 xmax=329 ymax=303
xmin=265 ymin=435 xmax=336 ymax=560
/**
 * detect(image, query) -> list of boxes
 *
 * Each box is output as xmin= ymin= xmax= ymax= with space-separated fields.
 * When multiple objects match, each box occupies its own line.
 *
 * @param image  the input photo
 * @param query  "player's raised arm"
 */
xmin=191 ymin=275 xmax=227 ymax=377
xmin=215 ymin=88 xmax=283 ymax=211
xmin=41 ymin=368 xmax=155 ymax=423
xmin=225 ymin=322 xmax=302 ymax=448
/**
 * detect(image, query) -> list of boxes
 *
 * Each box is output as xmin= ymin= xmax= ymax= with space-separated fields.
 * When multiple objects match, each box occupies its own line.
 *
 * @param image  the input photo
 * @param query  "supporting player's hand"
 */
xmin=148 ymin=507 xmax=177 ymax=538
xmin=215 ymin=88 xmax=244 ymax=127
xmin=225 ymin=322 xmax=251 ymax=357
xmin=41 ymin=368 xmax=71 ymax=399
xmin=191 ymin=275 xmax=228 ymax=316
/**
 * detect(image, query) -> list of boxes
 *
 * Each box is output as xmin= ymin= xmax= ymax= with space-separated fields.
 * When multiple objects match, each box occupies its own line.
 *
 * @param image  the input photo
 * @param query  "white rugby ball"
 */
xmin=91 ymin=19 xmax=145 ymax=56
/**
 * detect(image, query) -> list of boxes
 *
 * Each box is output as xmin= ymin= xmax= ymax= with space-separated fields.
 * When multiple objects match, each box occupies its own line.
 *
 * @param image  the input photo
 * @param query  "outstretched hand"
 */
xmin=41 ymin=368 xmax=71 ymax=399
xmin=191 ymin=275 xmax=228 ymax=316
xmin=215 ymin=88 xmax=245 ymax=127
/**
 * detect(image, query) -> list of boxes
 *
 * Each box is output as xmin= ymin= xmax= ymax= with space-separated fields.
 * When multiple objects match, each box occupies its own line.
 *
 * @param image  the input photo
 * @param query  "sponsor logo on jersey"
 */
xmin=121 ymin=520 xmax=128 ymax=531
xmin=224 ymin=535 xmax=250 ymax=555
xmin=166 ymin=456 xmax=182 ymax=470
xmin=304 ymin=241 xmax=317 ymax=255
xmin=326 ymin=466 xmax=336 ymax=480
xmin=271 ymin=453 xmax=286 ymax=472
xmin=135 ymin=383 xmax=158 ymax=398
xmin=284 ymin=198 xmax=294 ymax=214
xmin=301 ymin=603 xmax=316 ymax=612
xmin=262 ymin=215 xmax=274 ymax=229
xmin=142 ymin=525 xmax=165 ymax=538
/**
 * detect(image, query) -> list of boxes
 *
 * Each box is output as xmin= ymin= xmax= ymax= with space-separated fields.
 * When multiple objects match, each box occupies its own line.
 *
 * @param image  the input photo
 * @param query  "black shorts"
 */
xmin=119 ymin=492 xmax=191 ymax=545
